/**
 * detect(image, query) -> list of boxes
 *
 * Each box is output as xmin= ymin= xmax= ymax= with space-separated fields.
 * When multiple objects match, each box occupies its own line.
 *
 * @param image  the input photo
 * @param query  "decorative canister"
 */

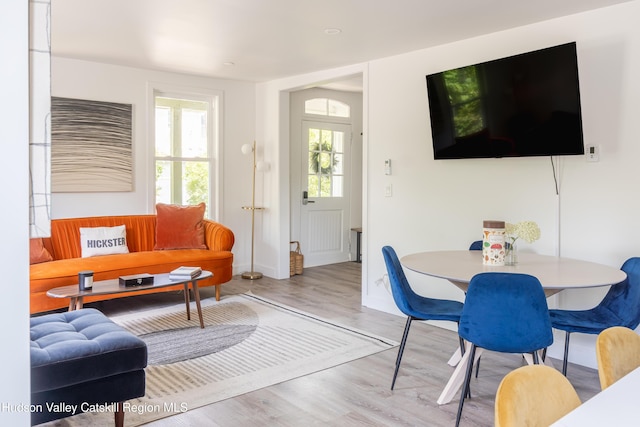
xmin=78 ymin=270 xmax=94 ymax=291
xmin=482 ymin=220 xmax=506 ymax=266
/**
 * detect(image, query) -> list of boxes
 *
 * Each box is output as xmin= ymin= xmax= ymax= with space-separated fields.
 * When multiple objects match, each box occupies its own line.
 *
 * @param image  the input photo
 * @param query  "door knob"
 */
xmin=302 ymin=190 xmax=315 ymax=205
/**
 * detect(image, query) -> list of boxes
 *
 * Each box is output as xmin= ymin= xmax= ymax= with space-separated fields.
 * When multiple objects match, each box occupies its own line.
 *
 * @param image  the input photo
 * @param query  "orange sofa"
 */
xmin=30 ymin=215 xmax=235 ymax=314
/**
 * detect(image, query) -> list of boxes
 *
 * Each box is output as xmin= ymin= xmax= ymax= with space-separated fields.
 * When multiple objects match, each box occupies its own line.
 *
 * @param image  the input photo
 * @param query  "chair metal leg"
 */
xmin=532 ymin=350 xmax=540 ymax=364
xmin=391 ymin=316 xmax=413 ymax=390
xmin=562 ymin=332 xmax=571 ymax=376
xmin=458 ymin=332 xmax=471 ymax=398
xmin=455 ymin=344 xmax=477 ymax=427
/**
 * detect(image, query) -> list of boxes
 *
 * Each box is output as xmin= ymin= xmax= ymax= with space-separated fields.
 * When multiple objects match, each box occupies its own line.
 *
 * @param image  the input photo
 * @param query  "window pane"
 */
xmin=155 ymin=160 xmax=172 ymax=204
xmin=308 ymin=128 xmax=320 ymax=150
xmin=156 ymin=160 xmax=209 ymax=210
xmin=155 ymin=107 xmax=172 ymax=157
xmin=308 ymin=175 xmax=319 ymax=197
xmin=305 ymin=98 xmax=327 ymax=115
xmin=320 ymin=176 xmax=331 ymax=197
xmin=181 ymin=109 xmax=208 ymax=158
xmin=319 ymin=152 xmax=332 ymax=173
xmin=333 ymin=131 xmax=344 ymax=153
xmin=328 ymin=99 xmax=350 ymax=118
xmin=333 ymin=153 xmax=343 ymax=174
xmin=321 ymin=129 xmax=332 ymax=147
xmin=305 ymin=98 xmax=350 ymax=118
xmin=183 ymin=161 xmax=209 ymax=208
xmin=332 ymin=176 xmax=343 ymax=197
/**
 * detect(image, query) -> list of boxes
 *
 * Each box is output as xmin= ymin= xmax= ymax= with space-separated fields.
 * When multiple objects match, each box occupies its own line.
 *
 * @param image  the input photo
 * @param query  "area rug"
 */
xmin=41 ymin=293 xmax=397 ymax=426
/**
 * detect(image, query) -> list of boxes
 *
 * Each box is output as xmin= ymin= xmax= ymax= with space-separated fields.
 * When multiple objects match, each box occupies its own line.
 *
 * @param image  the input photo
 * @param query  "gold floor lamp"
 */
xmin=241 ymin=141 xmax=265 ymax=280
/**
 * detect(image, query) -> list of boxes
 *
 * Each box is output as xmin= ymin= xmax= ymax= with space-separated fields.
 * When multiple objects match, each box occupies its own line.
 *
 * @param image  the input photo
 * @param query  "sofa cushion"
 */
xmin=30 ymin=308 xmax=147 ymax=393
xmin=80 ymin=225 xmax=129 ymax=258
xmin=30 ymin=238 xmax=54 ymax=264
xmin=154 ymin=203 xmax=207 ymax=250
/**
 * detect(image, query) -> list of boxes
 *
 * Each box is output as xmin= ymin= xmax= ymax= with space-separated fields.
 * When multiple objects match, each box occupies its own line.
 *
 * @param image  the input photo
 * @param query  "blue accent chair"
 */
xmin=455 ymin=273 xmax=553 ymax=427
xmin=382 ymin=246 xmax=464 ymax=390
xmin=549 ymin=257 xmax=640 ymax=376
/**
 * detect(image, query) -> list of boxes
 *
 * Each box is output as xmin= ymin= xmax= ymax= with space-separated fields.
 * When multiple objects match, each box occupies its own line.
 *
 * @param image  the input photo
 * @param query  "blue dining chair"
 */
xmin=455 ymin=272 xmax=553 ymax=427
xmin=382 ymin=246 xmax=465 ymax=390
xmin=469 ymin=240 xmax=482 ymax=251
xmin=549 ymin=257 xmax=640 ymax=376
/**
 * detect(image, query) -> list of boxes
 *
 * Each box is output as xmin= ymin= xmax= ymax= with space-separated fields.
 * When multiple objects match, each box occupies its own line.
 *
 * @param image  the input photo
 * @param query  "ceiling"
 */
xmin=52 ymin=0 xmax=633 ymax=89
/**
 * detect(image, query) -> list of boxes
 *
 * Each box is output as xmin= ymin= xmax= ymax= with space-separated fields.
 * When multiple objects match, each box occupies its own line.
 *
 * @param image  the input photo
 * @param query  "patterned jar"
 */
xmin=482 ymin=220 xmax=506 ymax=266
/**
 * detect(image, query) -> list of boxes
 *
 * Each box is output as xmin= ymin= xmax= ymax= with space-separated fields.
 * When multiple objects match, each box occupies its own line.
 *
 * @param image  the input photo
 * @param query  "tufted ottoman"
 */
xmin=30 ymin=308 xmax=147 ymax=426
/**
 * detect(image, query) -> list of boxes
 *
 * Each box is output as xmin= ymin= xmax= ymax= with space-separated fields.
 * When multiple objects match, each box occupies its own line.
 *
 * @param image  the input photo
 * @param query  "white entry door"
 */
xmin=300 ymin=121 xmax=352 ymax=267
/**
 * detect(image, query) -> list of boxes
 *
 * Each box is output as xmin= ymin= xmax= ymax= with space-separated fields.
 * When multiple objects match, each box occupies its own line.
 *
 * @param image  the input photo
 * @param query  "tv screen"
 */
xmin=426 ymin=42 xmax=585 ymax=160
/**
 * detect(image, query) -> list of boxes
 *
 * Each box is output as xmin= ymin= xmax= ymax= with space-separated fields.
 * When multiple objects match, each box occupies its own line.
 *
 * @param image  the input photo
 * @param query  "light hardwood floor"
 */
xmin=92 ymin=262 xmax=600 ymax=426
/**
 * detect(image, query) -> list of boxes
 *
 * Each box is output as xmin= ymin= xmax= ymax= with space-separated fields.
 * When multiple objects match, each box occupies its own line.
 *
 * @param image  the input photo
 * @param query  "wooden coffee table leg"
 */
xmin=183 ymin=283 xmax=191 ymax=321
xmin=68 ymin=297 xmax=84 ymax=311
xmin=191 ymin=281 xmax=205 ymax=329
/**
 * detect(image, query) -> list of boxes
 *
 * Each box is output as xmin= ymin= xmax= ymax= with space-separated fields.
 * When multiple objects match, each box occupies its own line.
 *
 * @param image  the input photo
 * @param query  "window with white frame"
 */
xmin=154 ymin=93 xmax=218 ymax=216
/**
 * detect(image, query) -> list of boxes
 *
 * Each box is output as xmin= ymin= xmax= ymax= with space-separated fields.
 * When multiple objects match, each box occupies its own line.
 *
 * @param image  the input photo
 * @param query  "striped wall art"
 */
xmin=51 ymin=97 xmax=133 ymax=192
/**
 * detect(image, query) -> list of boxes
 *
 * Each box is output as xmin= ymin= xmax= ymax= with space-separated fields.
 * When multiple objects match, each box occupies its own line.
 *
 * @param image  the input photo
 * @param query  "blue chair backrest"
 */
xmin=602 ymin=257 xmax=640 ymax=329
xmin=469 ymin=240 xmax=482 ymax=251
xmin=382 ymin=246 xmax=423 ymax=316
xmin=459 ymin=273 xmax=553 ymax=353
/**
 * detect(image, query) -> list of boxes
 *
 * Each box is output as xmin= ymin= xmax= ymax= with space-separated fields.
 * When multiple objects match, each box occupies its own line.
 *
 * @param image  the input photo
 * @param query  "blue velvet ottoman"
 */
xmin=30 ymin=308 xmax=147 ymax=426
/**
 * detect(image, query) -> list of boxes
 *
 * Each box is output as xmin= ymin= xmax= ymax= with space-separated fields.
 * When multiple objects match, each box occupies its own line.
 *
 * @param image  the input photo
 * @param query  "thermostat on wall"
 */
xmin=384 ymin=159 xmax=392 ymax=175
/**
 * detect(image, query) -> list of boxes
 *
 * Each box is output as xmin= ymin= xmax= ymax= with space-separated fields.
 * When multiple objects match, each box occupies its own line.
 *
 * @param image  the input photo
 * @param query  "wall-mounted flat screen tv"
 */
xmin=426 ymin=42 xmax=585 ymax=160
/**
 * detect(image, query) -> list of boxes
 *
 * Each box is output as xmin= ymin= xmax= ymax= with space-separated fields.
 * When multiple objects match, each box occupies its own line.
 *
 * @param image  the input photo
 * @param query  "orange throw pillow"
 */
xmin=154 ymin=203 xmax=207 ymax=250
xmin=30 ymin=238 xmax=54 ymax=264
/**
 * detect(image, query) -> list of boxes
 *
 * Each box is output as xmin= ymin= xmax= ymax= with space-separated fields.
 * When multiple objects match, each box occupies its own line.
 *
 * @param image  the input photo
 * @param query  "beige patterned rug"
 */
xmin=39 ymin=293 xmax=397 ymax=426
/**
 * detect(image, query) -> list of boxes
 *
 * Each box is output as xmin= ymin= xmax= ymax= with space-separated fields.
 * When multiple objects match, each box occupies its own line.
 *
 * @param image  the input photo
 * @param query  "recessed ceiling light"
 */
xmin=223 ymin=62 xmax=235 ymax=66
xmin=324 ymin=28 xmax=342 ymax=35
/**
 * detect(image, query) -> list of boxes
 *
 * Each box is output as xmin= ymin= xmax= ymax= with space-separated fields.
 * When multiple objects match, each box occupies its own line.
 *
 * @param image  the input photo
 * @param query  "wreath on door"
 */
xmin=309 ymin=141 xmax=339 ymax=175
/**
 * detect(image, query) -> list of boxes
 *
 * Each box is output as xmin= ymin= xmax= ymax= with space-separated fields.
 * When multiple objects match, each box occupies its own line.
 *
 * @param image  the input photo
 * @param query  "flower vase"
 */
xmin=505 ymin=242 xmax=518 ymax=266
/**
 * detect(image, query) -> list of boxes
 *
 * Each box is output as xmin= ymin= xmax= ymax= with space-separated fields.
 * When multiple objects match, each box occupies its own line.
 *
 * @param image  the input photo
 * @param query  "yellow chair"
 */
xmin=596 ymin=326 xmax=640 ymax=390
xmin=495 ymin=365 xmax=581 ymax=427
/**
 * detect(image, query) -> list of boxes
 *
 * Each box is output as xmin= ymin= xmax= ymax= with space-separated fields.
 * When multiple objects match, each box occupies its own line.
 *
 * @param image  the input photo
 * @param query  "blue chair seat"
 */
xmin=404 ymin=298 xmax=463 ymax=322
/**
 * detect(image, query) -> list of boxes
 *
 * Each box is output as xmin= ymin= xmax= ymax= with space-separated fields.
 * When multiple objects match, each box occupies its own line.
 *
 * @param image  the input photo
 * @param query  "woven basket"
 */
xmin=290 ymin=241 xmax=304 ymax=276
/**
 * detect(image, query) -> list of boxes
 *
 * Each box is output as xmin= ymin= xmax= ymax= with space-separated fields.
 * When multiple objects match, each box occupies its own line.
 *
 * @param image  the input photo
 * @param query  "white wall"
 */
xmin=363 ymin=2 xmax=640 ymax=368
xmin=257 ymin=1 xmax=640 ymax=369
xmin=51 ymin=58 xmax=257 ymax=274
xmin=1 ymin=1 xmax=31 ymax=425
xmin=45 ymin=2 xmax=640 ymax=371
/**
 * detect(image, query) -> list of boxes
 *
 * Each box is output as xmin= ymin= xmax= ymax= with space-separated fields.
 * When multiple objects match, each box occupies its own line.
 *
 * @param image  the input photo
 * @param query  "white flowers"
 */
xmin=505 ymin=221 xmax=541 ymax=244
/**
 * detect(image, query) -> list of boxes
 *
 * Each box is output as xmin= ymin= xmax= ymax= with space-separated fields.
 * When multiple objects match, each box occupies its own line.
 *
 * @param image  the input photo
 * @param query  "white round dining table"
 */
xmin=401 ymin=250 xmax=627 ymax=296
xmin=399 ymin=250 xmax=627 ymax=405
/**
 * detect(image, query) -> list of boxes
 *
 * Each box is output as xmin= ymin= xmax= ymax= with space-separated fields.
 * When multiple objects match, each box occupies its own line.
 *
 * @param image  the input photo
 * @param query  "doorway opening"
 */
xmin=289 ymin=84 xmax=363 ymax=268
